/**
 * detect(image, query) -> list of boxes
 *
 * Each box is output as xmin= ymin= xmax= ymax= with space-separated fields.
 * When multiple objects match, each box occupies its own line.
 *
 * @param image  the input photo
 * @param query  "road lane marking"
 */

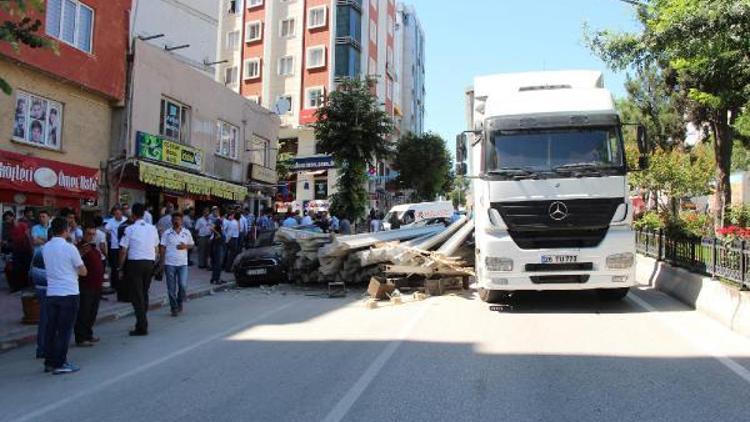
xmin=322 ymin=304 xmax=430 ymax=422
xmin=628 ymin=292 xmax=750 ymax=385
xmin=14 ymin=300 xmax=302 ymax=422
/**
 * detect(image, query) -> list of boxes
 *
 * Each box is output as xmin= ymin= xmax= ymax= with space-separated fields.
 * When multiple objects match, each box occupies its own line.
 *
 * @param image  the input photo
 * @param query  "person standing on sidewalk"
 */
xmin=118 ymin=203 xmax=160 ymax=336
xmin=159 ymin=212 xmax=194 ymax=316
xmin=42 ymin=218 xmax=86 ymax=375
xmin=31 ymin=210 xmax=51 ymax=250
xmin=3 ymin=211 xmax=33 ymax=293
xmin=209 ymin=209 xmax=226 ymax=285
xmin=224 ymin=212 xmax=241 ymax=272
xmin=30 ymin=248 xmax=47 ymax=359
xmin=74 ymin=225 xmax=104 ymax=347
xmin=105 ymin=206 xmax=127 ymax=302
xmin=195 ymin=208 xmax=212 ymax=269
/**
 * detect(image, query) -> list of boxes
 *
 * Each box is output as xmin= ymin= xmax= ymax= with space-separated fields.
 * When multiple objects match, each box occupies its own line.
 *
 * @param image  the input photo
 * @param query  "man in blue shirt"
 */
xmin=31 ymin=210 xmax=51 ymax=251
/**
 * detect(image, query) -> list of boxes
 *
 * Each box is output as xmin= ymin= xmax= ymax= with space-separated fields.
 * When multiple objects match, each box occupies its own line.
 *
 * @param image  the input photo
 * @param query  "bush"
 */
xmin=678 ymin=211 xmax=712 ymax=238
xmin=727 ymin=205 xmax=750 ymax=227
xmin=633 ymin=211 xmax=664 ymax=232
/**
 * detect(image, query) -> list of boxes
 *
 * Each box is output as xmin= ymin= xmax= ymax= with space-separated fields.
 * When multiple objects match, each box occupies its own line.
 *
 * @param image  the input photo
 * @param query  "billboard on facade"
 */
xmin=291 ymin=156 xmax=335 ymax=172
xmin=136 ymin=131 xmax=203 ymax=171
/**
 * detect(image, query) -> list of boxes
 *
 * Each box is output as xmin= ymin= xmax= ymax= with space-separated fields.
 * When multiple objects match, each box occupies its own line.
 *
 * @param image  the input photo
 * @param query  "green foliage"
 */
xmin=726 ymin=204 xmax=750 ymax=228
xmin=275 ymin=139 xmax=295 ymax=181
xmin=587 ymin=0 xmax=750 ymax=225
xmin=392 ymin=132 xmax=452 ymax=202
xmin=448 ymin=176 xmax=469 ymax=209
xmin=634 ymin=211 xmax=664 ymax=231
xmin=312 ymin=78 xmax=395 ymax=220
xmin=0 ymin=0 xmax=56 ymax=95
xmin=678 ymin=211 xmax=713 ymax=237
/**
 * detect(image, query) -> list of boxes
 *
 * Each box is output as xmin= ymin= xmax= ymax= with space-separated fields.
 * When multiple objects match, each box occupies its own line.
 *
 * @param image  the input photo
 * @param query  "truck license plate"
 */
xmin=246 ymin=268 xmax=268 ymax=276
xmin=541 ymin=255 xmax=578 ymax=264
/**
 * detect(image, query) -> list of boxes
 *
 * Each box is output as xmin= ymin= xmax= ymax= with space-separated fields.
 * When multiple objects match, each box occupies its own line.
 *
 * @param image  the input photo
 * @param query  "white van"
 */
xmin=382 ymin=201 xmax=454 ymax=230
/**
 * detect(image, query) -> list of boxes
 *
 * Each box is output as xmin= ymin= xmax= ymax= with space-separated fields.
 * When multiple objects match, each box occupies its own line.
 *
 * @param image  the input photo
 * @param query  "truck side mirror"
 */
xmin=456 ymin=162 xmax=468 ymax=177
xmin=455 ymin=134 xmax=467 ymax=162
xmin=638 ymin=155 xmax=649 ymax=171
xmin=636 ymin=125 xmax=649 ymax=155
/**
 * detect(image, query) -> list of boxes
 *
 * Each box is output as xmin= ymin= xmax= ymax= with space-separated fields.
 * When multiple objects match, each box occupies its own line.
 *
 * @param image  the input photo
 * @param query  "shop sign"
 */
xmin=249 ymin=164 xmax=277 ymax=184
xmin=136 ymin=131 xmax=203 ymax=172
xmin=291 ymin=156 xmax=335 ymax=172
xmin=0 ymin=150 xmax=99 ymax=199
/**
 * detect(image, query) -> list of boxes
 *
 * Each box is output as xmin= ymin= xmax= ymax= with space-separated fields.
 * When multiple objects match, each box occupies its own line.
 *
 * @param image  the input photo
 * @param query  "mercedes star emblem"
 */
xmin=549 ymin=201 xmax=569 ymax=221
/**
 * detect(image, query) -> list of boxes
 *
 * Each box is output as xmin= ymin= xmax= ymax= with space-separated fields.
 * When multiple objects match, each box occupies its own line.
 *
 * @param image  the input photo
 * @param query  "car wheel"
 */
xmin=479 ymin=288 xmax=509 ymax=303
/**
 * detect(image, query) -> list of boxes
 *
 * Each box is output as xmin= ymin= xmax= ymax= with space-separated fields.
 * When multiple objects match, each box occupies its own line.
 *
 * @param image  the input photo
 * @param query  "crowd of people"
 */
xmin=0 ymin=202 xmax=285 ymax=375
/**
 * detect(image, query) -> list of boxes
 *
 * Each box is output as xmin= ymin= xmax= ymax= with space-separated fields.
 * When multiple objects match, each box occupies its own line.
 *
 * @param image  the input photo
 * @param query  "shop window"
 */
xmin=216 ymin=121 xmax=239 ymax=159
xmin=12 ymin=91 xmax=63 ymax=150
xmin=46 ymin=0 xmax=94 ymax=53
xmin=159 ymin=98 xmax=190 ymax=144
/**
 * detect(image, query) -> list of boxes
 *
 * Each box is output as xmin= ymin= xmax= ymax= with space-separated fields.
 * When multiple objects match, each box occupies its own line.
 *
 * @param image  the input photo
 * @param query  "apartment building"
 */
xmin=395 ymin=3 xmax=425 ymax=135
xmin=216 ymin=0 xmax=423 ymax=213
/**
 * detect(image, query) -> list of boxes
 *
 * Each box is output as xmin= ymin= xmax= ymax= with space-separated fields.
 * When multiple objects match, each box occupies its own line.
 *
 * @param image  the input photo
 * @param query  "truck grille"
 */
xmin=492 ymin=198 xmax=623 ymax=249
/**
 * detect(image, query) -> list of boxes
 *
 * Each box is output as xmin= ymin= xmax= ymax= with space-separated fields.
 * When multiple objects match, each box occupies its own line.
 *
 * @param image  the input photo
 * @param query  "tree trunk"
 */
xmin=713 ymin=109 xmax=733 ymax=229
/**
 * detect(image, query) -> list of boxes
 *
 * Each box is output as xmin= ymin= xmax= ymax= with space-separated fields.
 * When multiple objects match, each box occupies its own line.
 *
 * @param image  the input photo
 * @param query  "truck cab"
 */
xmin=457 ymin=71 xmax=648 ymax=303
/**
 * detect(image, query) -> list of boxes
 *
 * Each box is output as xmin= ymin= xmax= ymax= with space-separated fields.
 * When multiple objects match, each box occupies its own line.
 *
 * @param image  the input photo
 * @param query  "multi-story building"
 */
xmin=395 ymin=2 xmax=425 ymax=135
xmin=216 ymin=0 xmax=424 ymax=214
xmin=130 ymin=0 xmax=221 ymax=77
xmin=0 ymin=0 xmax=131 ymax=223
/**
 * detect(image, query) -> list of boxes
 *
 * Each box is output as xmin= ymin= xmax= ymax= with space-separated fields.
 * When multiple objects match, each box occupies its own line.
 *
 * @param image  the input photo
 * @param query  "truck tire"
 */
xmin=596 ymin=288 xmax=629 ymax=301
xmin=479 ymin=288 xmax=509 ymax=303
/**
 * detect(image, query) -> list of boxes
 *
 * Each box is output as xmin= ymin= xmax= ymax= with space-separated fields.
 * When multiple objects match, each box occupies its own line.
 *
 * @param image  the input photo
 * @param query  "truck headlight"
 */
xmin=485 ymin=257 xmax=513 ymax=272
xmin=606 ymin=253 xmax=635 ymax=269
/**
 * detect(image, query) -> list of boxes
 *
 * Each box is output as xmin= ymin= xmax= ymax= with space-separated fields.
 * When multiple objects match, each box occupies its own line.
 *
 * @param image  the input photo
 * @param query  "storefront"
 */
xmin=0 ymin=149 xmax=100 ymax=220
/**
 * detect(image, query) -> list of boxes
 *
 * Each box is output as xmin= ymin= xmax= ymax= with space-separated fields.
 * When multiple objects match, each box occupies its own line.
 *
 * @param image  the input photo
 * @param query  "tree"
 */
xmin=0 ymin=0 xmax=55 ymax=94
xmin=392 ymin=132 xmax=452 ymax=202
xmin=275 ymin=139 xmax=295 ymax=181
xmin=587 ymin=0 xmax=750 ymax=226
xmin=312 ymin=78 xmax=394 ymax=220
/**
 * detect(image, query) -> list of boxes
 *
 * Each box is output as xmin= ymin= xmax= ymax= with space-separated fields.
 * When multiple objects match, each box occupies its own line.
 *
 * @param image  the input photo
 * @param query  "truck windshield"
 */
xmin=487 ymin=127 xmax=625 ymax=176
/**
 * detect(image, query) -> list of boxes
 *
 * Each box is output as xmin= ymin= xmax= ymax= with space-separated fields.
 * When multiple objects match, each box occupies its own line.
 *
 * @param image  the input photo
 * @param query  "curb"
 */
xmin=0 ymin=282 xmax=236 ymax=354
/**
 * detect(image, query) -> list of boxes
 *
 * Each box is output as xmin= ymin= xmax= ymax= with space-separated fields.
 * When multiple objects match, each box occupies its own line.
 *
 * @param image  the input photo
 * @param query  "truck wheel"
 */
xmin=479 ymin=289 xmax=508 ymax=303
xmin=596 ymin=288 xmax=629 ymax=301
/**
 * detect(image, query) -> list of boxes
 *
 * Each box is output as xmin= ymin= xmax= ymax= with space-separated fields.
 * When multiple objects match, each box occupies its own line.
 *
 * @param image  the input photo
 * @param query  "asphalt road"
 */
xmin=1 ymin=285 xmax=750 ymax=422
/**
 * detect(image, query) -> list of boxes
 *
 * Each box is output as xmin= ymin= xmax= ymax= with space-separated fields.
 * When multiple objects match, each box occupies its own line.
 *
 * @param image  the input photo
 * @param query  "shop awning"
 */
xmin=138 ymin=161 xmax=246 ymax=201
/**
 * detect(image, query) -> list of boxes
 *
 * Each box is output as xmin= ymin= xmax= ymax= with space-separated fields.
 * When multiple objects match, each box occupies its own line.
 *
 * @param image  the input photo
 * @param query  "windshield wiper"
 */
xmin=486 ymin=168 xmax=540 ymax=179
xmin=553 ymin=162 xmax=604 ymax=171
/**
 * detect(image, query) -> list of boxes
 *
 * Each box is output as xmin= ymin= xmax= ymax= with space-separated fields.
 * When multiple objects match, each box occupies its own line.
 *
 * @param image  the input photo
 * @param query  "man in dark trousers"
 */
xmin=74 ymin=225 xmax=104 ymax=347
xmin=118 ymin=203 xmax=159 ymax=336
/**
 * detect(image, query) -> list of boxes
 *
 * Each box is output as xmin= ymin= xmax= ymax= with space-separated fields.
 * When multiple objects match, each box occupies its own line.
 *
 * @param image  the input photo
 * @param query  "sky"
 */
xmin=405 ymin=0 xmax=641 ymax=142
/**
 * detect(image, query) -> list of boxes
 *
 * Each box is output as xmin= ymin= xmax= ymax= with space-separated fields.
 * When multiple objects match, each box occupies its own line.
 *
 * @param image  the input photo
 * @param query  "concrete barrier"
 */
xmin=637 ymin=255 xmax=750 ymax=337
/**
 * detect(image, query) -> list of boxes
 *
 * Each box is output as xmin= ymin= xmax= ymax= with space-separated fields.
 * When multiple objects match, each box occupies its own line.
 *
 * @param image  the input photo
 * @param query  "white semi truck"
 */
xmin=456 ymin=70 xmax=649 ymax=303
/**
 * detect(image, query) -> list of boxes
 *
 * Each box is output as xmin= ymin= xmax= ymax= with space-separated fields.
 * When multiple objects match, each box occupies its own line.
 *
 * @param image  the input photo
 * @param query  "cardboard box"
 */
xmin=368 ymin=277 xmax=396 ymax=300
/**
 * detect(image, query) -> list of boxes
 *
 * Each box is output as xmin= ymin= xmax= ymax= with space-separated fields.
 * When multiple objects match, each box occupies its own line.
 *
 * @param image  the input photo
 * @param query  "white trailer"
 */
xmin=456 ymin=70 xmax=650 ymax=303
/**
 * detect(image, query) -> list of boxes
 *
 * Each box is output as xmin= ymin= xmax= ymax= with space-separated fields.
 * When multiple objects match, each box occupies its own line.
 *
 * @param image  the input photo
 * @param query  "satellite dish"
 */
xmin=274 ymin=97 xmax=291 ymax=115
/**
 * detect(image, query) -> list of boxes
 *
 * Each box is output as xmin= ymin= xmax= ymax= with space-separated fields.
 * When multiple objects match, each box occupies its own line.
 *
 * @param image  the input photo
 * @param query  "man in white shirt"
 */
xmin=156 ymin=203 xmax=174 ymax=235
xmin=159 ymin=212 xmax=194 ymax=316
xmin=104 ymin=206 xmax=127 ymax=300
xmin=143 ymin=207 xmax=153 ymax=225
xmin=194 ymin=208 xmax=212 ymax=269
xmin=42 ymin=218 xmax=87 ymax=375
xmin=223 ymin=212 xmax=241 ymax=272
xmin=119 ymin=203 xmax=160 ymax=336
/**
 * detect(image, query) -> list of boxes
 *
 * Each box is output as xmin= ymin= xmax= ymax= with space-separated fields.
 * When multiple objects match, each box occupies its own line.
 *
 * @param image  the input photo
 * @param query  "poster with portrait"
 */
xmin=13 ymin=94 xmax=28 ymax=139
xmin=28 ymin=96 xmax=47 ymax=145
xmin=47 ymin=102 xmax=61 ymax=148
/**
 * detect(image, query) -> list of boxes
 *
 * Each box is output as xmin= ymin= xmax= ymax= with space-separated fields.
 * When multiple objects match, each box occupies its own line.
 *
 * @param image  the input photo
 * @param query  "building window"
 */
xmin=388 ymin=15 xmax=394 ymax=36
xmin=12 ymin=91 xmax=63 ymax=150
xmin=306 ymin=46 xmax=326 ymax=69
xmin=244 ymin=58 xmax=261 ymax=80
xmin=224 ymin=66 xmax=238 ymax=85
xmin=278 ymin=56 xmax=295 ymax=76
xmin=368 ymin=57 xmax=377 ymax=75
xmin=227 ymin=0 xmax=239 ymax=14
xmin=246 ymin=95 xmax=261 ymax=105
xmin=250 ymin=137 xmax=271 ymax=167
xmin=305 ymin=87 xmax=325 ymax=109
xmin=280 ymin=18 xmax=296 ymax=38
xmin=370 ymin=23 xmax=377 ymax=43
xmin=276 ymin=95 xmax=293 ymax=115
xmin=159 ymin=98 xmax=190 ymax=144
xmin=46 ymin=0 xmax=94 ymax=53
xmin=247 ymin=0 xmax=263 ymax=8
xmin=386 ymin=78 xmax=393 ymax=100
xmin=225 ymin=30 xmax=240 ymax=50
xmin=216 ymin=121 xmax=239 ymax=159
xmin=246 ymin=21 xmax=262 ymax=42
xmin=308 ymin=6 xmax=327 ymax=29
xmin=334 ymin=44 xmax=360 ymax=78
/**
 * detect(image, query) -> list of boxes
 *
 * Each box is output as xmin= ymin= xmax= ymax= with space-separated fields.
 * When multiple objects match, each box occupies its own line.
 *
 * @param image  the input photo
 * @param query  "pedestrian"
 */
xmin=195 ymin=208 xmax=212 ymax=269
xmin=105 ymin=206 xmax=127 ymax=302
xmin=301 ymin=212 xmax=313 ymax=226
xmin=31 ymin=210 xmax=51 ymax=251
xmin=19 ymin=208 xmax=36 ymax=227
xmin=159 ymin=212 xmax=194 ymax=316
xmin=209 ymin=209 xmax=226 ymax=284
xmin=156 ymin=204 xmax=174 ymax=236
xmin=224 ymin=212 xmax=241 ymax=272
xmin=330 ymin=215 xmax=340 ymax=233
xmin=388 ymin=212 xmax=401 ymax=230
xmin=370 ymin=212 xmax=382 ymax=233
xmin=282 ymin=213 xmax=298 ymax=228
xmin=339 ymin=217 xmax=352 ymax=235
xmin=74 ymin=225 xmax=104 ymax=347
xmin=3 ymin=211 xmax=32 ymax=292
xmin=65 ymin=212 xmax=83 ymax=245
xmin=42 ymin=217 xmax=86 ymax=374
xmin=182 ymin=208 xmax=195 ymax=266
xmin=94 ymin=216 xmax=108 ymax=269
xmin=118 ymin=203 xmax=160 ymax=336
xmin=30 ymin=248 xmax=47 ymax=359
xmin=143 ymin=205 xmax=153 ymax=225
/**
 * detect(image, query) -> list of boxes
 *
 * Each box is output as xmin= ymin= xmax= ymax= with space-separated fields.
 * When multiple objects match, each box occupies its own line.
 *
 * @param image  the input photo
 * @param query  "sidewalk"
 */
xmin=0 ymin=266 xmax=235 ymax=352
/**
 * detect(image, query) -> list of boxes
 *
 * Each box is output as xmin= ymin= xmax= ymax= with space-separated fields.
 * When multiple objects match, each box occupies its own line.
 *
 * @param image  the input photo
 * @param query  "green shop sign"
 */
xmin=136 ymin=131 xmax=204 ymax=172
